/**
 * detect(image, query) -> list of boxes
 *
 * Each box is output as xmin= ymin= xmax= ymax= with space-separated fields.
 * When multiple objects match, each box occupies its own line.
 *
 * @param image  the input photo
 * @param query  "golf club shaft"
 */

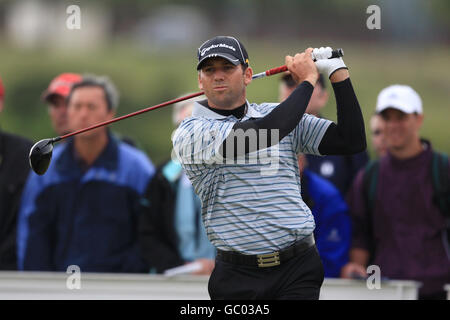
xmin=57 ymin=48 xmax=344 ymax=141
xmin=57 ymin=92 xmax=205 ymax=141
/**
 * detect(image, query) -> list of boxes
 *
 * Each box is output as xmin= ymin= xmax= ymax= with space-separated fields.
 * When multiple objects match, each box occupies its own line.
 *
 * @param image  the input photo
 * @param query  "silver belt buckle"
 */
xmin=257 ymin=251 xmax=280 ymax=267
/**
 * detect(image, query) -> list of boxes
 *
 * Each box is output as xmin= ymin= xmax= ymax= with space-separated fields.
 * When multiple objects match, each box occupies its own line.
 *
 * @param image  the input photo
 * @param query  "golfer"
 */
xmin=172 ymin=36 xmax=366 ymax=299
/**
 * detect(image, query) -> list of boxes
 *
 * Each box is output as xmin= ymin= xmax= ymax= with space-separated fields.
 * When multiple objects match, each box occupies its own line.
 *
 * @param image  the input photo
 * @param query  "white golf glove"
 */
xmin=313 ymin=47 xmax=347 ymax=78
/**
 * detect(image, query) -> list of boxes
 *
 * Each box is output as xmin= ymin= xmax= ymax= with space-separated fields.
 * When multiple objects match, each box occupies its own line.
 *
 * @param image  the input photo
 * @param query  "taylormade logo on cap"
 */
xmin=200 ymin=43 xmax=236 ymax=57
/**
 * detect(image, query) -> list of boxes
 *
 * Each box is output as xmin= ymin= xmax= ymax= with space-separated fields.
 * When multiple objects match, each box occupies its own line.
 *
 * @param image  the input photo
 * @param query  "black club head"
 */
xmin=29 ymin=138 xmax=56 ymax=175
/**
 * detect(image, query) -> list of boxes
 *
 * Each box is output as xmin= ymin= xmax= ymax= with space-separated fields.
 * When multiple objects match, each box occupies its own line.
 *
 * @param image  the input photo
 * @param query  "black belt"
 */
xmin=216 ymin=234 xmax=315 ymax=268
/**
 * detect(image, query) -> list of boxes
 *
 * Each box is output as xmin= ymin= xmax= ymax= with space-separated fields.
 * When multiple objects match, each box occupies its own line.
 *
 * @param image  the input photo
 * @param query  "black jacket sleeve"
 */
xmin=138 ymin=168 xmax=185 ymax=273
xmin=0 ymin=133 xmax=32 ymax=270
xmin=318 ymin=78 xmax=367 ymax=155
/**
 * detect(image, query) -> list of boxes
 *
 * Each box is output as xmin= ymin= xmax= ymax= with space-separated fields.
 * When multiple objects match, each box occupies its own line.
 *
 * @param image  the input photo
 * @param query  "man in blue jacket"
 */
xmin=298 ymin=154 xmax=351 ymax=278
xmin=17 ymin=74 xmax=155 ymax=272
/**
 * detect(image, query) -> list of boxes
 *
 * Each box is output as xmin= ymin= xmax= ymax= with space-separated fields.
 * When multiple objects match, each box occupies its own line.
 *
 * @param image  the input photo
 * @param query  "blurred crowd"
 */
xmin=0 ymin=69 xmax=448 ymax=300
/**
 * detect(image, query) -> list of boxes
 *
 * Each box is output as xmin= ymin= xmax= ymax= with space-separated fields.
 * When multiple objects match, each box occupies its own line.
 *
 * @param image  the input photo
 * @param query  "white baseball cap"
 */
xmin=376 ymin=85 xmax=423 ymax=115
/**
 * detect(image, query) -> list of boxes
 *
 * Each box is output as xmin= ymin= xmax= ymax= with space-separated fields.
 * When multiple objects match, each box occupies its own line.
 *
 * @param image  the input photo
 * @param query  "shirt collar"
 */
xmin=192 ymin=100 xmax=264 ymax=120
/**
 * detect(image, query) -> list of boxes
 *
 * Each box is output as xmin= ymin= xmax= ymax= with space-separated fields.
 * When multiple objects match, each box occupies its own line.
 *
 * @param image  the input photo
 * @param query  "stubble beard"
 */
xmin=208 ymin=87 xmax=245 ymax=110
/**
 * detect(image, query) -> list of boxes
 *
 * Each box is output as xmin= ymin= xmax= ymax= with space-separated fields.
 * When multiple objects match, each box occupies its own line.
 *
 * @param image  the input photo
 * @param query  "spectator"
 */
xmin=42 ymin=73 xmax=82 ymax=136
xmin=342 ymin=85 xmax=450 ymax=299
xmin=17 ymin=74 xmax=155 ymax=272
xmin=279 ymin=73 xmax=369 ymax=196
xmin=139 ymin=96 xmax=215 ymax=275
xmin=298 ymin=154 xmax=351 ymax=278
xmin=42 ymin=73 xmax=137 ymax=147
xmin=0 ymin=75 xmax=33 ymax=270
xmin=370 ymin=113 xmax=387 ymax=158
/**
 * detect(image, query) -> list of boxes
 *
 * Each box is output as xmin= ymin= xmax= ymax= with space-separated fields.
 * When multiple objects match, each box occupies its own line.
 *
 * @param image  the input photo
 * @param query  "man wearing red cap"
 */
xmin=0 ymin=75 xmax=33 ymax=270
xmin=42 ymin=73 xmax=82 ymax=136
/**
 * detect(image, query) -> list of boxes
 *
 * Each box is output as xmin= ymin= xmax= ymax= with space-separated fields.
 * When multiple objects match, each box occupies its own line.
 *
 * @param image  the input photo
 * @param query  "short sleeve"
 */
xmin=172 ymin=117 xmax=235 ymax=166
xmin=293 ymin=113 xmax=332 ymax=155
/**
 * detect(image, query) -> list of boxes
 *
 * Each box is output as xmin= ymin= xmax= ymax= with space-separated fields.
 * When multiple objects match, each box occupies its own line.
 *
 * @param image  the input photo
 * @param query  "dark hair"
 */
xmin=281 ymin=73 xmax=326 ymax=89
xmin=67 ymin=74 xmax=119 ymax=111
xmin=241 ymin=63 xmax=249 ymax=74
xmin=198 ymin=59 xmax=248 ymax=74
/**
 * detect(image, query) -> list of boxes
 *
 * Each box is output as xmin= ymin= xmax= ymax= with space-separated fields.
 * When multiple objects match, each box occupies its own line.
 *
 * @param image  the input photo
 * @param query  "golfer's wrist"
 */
xmin=303 ymin=76 xmax=317 ymax=87
xmin=330 ymin=68 xmax=349 ymax=83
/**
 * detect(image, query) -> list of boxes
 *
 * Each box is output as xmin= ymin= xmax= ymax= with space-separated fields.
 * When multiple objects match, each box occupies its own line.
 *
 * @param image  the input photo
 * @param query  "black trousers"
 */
xmin=208 ymin=245 xmax=324 ymax=300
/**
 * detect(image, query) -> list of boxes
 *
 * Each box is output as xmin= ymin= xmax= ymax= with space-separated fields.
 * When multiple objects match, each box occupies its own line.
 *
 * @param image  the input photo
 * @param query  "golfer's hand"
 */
xmin=285 ymin=48 xmax=318 ymax=86
xmin=314 ymin=47 xmax=348 ymax=79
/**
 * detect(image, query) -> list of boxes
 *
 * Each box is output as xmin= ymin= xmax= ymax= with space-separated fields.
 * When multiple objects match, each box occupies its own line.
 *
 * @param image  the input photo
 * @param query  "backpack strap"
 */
xmin=431 ymin=151 xmax=450 ymax=218
xmin=363 ymin=160 xmax=380 ymax=214
xmin=362 ymin=160 xmax=379 ymax=263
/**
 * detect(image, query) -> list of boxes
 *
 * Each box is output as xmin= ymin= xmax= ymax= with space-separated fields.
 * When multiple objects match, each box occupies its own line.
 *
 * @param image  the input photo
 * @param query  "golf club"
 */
xmin=29 ymin=48 xmax=344 ymax=175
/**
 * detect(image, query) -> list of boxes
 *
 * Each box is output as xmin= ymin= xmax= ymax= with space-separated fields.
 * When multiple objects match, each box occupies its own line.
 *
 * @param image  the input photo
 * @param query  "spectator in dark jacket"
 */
xmin=342 ymin=85 xmax=450 ymax=299
xmin=279 ymin=73 xmax=369 ymax=196
xmin=139 ymin=96 xmax=215 ymax=275
xmin=0 ymin=75 xmax=33 ymax=270
xmin=17 ymin=74 xmax=155 ymax=272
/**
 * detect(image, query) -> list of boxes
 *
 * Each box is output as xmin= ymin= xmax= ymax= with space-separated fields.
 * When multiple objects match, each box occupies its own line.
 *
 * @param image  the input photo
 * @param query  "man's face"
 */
xmin=47 ymin=95 xmax=69 ymax=136
xmin=67 ymin=86 xmax=115 ymax=140
xmin=370 ymin=114 xmax=387 ymax=157
xmin=380 ymin=108 xmax=423 ymax=152
xmin=198 ymin=58 xmax=252 ymax=109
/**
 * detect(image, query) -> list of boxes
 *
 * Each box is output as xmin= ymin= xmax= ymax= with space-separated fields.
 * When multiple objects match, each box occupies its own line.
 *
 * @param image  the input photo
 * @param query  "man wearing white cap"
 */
xmin=375 ymin=85 xmax=424 ymax=159
xmin=342 ymin=85 xmax=450 ymax=300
